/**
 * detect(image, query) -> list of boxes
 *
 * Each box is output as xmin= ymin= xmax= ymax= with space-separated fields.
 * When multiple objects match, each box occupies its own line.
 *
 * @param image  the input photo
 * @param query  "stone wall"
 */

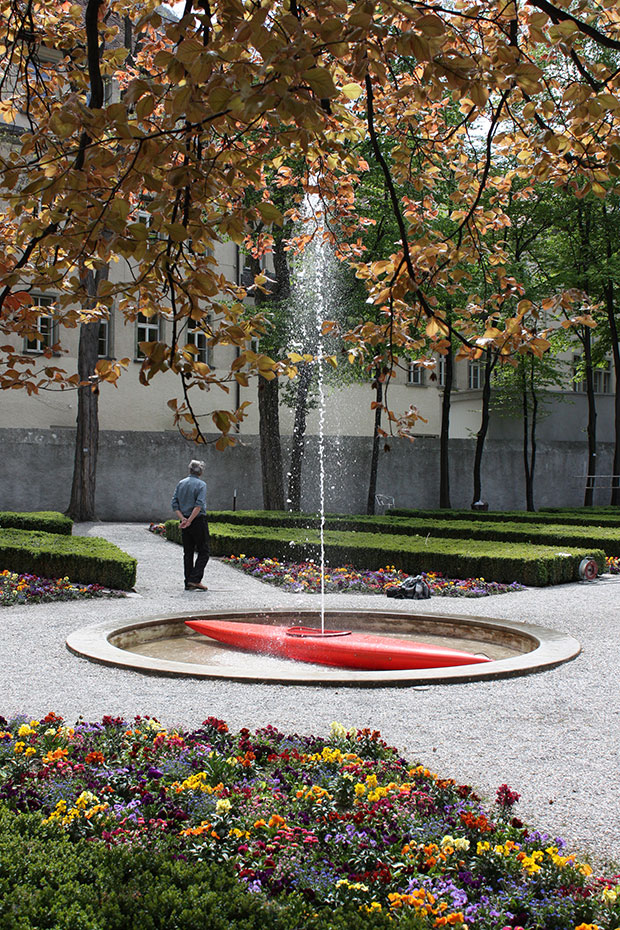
xmin=0 ymin=427 xmax=615 ymax=520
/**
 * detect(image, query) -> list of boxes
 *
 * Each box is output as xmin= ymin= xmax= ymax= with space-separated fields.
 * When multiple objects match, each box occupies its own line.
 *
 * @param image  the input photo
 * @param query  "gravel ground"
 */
xmin=1 ymin=522 xmax=619 ymax=867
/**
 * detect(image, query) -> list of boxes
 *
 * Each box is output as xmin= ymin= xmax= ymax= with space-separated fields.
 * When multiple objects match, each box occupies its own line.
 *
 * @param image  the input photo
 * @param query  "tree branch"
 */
xmin=528 ymin=0 xmax=620 ymax=51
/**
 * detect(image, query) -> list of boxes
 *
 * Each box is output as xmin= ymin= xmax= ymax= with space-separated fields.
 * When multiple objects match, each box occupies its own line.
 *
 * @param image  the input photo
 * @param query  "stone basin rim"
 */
xmin=65 ymin=608 xmax=581 ymax=687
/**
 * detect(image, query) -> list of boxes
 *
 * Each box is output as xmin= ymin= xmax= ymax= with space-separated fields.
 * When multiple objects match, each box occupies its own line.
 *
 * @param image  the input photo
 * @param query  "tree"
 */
xmin=492 ymin=338 xmax=570 ymax=510
xmin=1 ymin=0 xmax=619 ymax=521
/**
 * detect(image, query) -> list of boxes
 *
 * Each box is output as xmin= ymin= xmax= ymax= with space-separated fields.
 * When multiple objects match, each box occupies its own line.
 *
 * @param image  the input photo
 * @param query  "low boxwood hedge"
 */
xmin=0 ymin=529 xmax=136 ymax=590
xmin=332 ymin=514 xmax=620 ymax=557
xmin=165 ymin=520 xmax=603 ymax=586
xmin=0 ymin=511 xmax=73 ymax=535
xmin=0 ymin=807 xmax=417 ymax=930
xmin=388 ymin=507 xmax=620 ymax=528
xmin=196 ymin=510 xmax=620 ymax=556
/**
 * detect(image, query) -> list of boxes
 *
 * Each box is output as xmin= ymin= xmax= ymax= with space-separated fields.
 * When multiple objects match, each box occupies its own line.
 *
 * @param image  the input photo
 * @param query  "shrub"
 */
xmin=389 ymin=506 xmax=620 ymax=528
xmin=0 ymin=529 xmax=136 ymax=590
xmin=0 ymin=511 xmax=73 ymax=535
xmin=165 ymin=520 xmax=604 ymax=586
xmin=0 ymin=808 xmax=430 ymax=930
xmin=338 ymin=515 xmax=620 ymax=557
xmin=0 ymin=716 xmax=613 ymax=930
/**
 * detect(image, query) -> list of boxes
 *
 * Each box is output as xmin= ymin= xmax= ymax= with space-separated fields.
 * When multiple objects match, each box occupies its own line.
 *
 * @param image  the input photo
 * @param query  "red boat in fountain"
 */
xmin=185 ymin=619 xmax=491 ymax=671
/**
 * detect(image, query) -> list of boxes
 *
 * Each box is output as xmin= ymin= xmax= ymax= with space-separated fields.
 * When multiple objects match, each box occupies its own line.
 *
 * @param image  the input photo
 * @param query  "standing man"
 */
xmin=172 ymin=459 xmax=210 ymax=591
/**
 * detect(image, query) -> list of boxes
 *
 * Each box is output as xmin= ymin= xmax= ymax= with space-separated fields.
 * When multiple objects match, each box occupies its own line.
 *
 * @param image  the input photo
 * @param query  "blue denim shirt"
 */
xmin=171 ymin=475 xmax=207 ymax=517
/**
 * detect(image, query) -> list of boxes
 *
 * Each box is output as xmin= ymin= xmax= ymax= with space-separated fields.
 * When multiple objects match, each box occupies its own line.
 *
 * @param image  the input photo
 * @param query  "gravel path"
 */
xmin=2 ymin=522 xmax=619 ymax=867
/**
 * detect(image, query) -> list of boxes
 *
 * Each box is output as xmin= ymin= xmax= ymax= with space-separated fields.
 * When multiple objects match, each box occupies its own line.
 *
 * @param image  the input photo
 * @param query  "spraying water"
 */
xmin=288 ymin=191 xmax=337 ymax=633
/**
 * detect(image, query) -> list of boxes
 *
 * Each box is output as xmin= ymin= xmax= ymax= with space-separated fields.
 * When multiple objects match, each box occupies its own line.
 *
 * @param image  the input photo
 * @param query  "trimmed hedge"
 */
xmin=385 ymin=507 xmax=620 ymax=526
xmin=0 ymin=511 xmax=73 ymax=535
xmin=0 ymin=529 xmax=136 ymax=590
xmin=340 ymin=515 xmax=620 ymax=557
xmin=388 ymin=507 xmax=620 ymax=528
xmin=198 ymin=510 xmax=620 ymax=556
xmin=165 ymin=520 xmax=604 ymax=587
xmin=0 ymin=808 xmax=421 ymax=930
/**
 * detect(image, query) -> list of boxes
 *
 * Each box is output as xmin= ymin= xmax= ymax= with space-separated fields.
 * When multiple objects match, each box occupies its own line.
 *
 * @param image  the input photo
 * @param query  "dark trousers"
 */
xmin=181 ymin=515 xmax=210 ymax=584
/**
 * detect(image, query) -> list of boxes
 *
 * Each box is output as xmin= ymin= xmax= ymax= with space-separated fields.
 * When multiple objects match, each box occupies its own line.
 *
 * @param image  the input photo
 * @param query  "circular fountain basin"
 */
xmin=66 ymin=609 xmax=580 ymax=686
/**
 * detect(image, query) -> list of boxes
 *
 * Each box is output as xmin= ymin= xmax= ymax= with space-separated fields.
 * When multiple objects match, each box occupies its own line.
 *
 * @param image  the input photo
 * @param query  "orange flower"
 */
xmin=43 ymin=748 xmax=68 ymax=765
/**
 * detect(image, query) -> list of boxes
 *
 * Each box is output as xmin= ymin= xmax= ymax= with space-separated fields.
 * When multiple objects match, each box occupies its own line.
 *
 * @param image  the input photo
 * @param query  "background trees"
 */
xmin=1 ymin=0 xmax=620 ymax=512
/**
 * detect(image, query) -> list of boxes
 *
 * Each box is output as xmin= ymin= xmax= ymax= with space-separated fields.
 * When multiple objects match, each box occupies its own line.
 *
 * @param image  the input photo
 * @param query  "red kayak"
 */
xmin=185 ymin=619 xmax=491 ymax=670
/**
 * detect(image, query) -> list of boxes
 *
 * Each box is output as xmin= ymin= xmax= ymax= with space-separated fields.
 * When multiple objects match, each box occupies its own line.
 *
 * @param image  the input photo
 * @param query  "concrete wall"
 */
xmin=0 ymin=427 xmax=615 ymax=520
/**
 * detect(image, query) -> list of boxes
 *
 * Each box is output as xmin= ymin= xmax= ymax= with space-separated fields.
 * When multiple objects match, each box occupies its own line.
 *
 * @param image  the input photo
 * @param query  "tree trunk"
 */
xmin=287 ymin=362 xmax=313 ymax=511
xmin=583 ymin=327 xmax=597 ymax=507
xmin=439 ymin=348 xmax=453 ymax=508
xmin=471 ymin=352 xmax=493 ymax=507
xmin=366 ymin=367 xmax=383 ymax=515
xmin=602 ymin=207 xmax=620 ymax=505
xmin=253 ymin=239 xmax=289 ymax=512
xmin=608 ymin=290 xmax=620 ymax=505
xmin=258 ymin=375 xmax=285 ymax=510
xmin=67 ymin=267 xmax=110 ymax=521
xmin=522 ymin=359 xmax=537 ymax=512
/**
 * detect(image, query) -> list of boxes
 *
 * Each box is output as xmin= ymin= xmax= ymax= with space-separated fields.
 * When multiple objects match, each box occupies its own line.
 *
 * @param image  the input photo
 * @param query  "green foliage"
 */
xmin=390 ymin=507 xmax=620 ymax=528
xmin=0 ymin=530 xmax=136 ymax=590
xmin=0 ymin=511 xmax=73 ymax=535
xmin=172 ymin=509 xmax=620 ymax=554
xmin=165 ymin=517 xmax=603 ymax=586
xmin=0 ymin=807 xmax=427 ymax=930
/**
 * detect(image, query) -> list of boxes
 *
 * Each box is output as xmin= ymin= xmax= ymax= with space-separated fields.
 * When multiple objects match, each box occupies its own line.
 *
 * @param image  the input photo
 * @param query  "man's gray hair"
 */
xmin=189 ymin=459 xmax=205 ymax=476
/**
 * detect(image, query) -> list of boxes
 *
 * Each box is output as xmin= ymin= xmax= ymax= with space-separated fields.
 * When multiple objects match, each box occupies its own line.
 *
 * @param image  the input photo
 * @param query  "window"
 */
xmin=186 ymin=320 xmax=211 ymax=365
xmin=573 ymin=356 xmax=612 ymax=394
xmin=594 ymin=361 xmax=612 ymax=394
xmin=136 ymin=208 xmax=159 ymax=239
xmin=135 ymin=313 xmax=160 ymax=359
xmin=98 ymin=318 xmax=112 ymax=358
xmin=236 ymin=246 xmax=263 ymax=287
xmin=572 ymin=355 xmax=585 ymax=393
xmin=468 ymin=360 xmax=484 ymax=390
xmin=23 ymin=296 xmax=55 ymax=353
xmin=437 ymin=356 xmax=447 ymax=387
xmin=407 ymin=361 xmax=425 ymax=385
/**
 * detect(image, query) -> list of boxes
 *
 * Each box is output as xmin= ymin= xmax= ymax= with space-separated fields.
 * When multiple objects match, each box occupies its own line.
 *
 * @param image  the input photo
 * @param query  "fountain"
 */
xmin=66 ymin=608 xmax=581 ymax=685
xmin=65 ymin=190 xmax=581 ymax=683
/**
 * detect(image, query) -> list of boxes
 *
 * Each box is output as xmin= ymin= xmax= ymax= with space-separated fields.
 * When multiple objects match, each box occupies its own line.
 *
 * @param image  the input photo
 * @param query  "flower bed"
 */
xmin=0 ymin=569 xmax=125 ymax=607
xmin=222 ymin=556 xmax=525 ymax=598
xmin=0 ymin=714 xmax=617 ymax=930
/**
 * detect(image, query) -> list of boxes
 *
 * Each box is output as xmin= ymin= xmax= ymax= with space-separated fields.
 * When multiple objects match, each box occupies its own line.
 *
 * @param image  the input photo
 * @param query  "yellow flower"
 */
xmin=215 ymin=798 xmax=231 ymax=814
xmin=13 ymin=741 xmax=25 ymax=754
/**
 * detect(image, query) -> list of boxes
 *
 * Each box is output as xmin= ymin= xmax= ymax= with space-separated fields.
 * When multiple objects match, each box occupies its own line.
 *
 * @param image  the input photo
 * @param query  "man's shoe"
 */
xmin=187 ymin=581 xmax=208 ymax=591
